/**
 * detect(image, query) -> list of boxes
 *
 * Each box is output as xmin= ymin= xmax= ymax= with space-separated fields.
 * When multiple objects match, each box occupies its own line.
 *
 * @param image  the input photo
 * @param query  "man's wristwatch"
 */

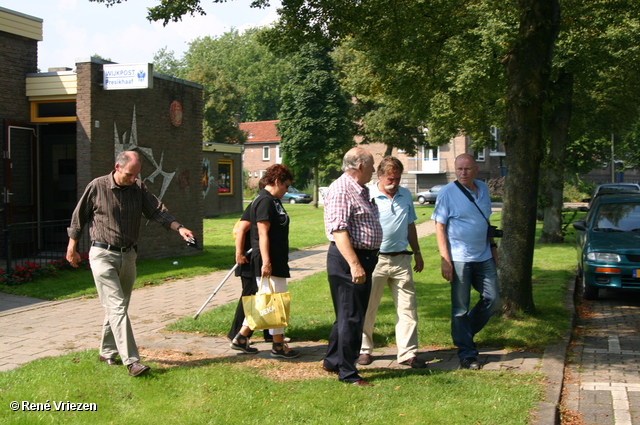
xmin=176 ymin=225 xmax=185 ymax=231
xmin=414 ymin=250 xmax=421 ymax=254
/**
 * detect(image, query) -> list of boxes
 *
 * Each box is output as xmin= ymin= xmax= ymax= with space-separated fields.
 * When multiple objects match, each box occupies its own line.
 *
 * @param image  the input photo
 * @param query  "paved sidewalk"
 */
xmin=563 ymin=288 xmax=640 ymax=425
xmin=0 ymin=219 xmax=565 ymax=424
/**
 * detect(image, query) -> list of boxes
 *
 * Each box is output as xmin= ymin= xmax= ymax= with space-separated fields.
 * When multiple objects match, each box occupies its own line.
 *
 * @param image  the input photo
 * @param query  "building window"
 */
xmin=475 ymin=148 xmax=486 ymax=162
xmin=490 ymin=126 xmax=500 ymax=153
xmin=30 ymin=100 xmax=76 ymax=123
xmin=276 ymin=145 xmax=283 ymax=164
xmin=218 ymin=159 xmax=232 ymax=195
xmin=263 ymin=146 xmax=270 ymax=161
xmin=260 ymin=170 xmax=267 ymax=179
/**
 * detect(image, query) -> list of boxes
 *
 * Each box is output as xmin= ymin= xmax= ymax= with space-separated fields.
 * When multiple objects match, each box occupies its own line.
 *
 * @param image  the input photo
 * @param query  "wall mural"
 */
xmin=113 ymin=104 xmax=176 ymax=202
xmin=202 ymin=157 xmax=213 ymax=198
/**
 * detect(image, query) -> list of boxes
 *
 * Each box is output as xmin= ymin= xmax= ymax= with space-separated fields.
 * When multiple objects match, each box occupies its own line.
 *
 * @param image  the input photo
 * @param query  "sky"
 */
xmin=1 ymin=0 xmax=281 ymax=72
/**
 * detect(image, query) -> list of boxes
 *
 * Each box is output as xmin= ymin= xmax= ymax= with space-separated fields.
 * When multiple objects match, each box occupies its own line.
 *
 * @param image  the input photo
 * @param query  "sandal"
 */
xmin=271 ymin=343 xmax=300 ymax=359
xmin=231 ymin=333 xmax=258 ymax=354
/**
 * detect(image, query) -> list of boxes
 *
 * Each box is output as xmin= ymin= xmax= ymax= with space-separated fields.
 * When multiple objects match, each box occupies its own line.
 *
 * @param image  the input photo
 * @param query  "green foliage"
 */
xmin=180 ymin=28 xmax=291 ymax=123
xmin=152 ymin=46 xmax=183 ymax=77
xmin=278 ymin=44 xmax=354 ymax=171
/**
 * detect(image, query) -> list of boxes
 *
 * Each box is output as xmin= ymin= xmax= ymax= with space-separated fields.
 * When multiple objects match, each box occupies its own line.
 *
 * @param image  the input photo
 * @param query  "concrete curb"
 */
xmin=531 ymin=276 xmax=576 ymax=425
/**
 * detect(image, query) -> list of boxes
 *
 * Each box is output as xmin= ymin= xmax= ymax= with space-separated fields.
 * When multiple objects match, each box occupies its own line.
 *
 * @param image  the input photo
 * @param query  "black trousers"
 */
xmin=324 ymin=242 xmax=378 ymax=382
xmin=227 ymin=274 xmax=271 ymax=341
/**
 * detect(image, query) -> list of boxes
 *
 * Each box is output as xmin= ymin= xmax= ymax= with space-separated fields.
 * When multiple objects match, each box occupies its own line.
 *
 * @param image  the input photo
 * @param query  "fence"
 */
xmin=3 ymin=220 xmax=90 ymax=272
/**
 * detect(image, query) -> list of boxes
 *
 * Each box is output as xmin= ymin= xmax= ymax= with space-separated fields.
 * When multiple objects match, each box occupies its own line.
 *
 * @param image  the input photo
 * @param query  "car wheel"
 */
xmin=417 ymin=196 xmax=426 ymax=204
xmin=289 ymin=198 xmax=297 ymax=204
xmin=581 ymin=268 xmax=599 ymax=300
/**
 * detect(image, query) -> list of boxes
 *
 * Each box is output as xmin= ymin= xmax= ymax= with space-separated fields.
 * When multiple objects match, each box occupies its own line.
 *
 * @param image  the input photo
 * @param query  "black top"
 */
xmin=235 ymin=204 xmax=253 ymax=278
xmin=250 ymin=189 xmax=290 ymax=278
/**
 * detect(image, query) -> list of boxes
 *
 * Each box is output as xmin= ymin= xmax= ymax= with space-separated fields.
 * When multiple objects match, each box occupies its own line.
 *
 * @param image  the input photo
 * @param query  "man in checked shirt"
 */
xmin=322 ymin=147 xmax=383 ymax=387
xmin=66 ymin=151 xmax=194 ymax=377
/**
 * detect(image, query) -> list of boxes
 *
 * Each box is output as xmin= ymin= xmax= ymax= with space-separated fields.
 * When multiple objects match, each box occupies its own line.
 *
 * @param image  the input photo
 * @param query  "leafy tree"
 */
xmin=277 ymin=43 xmax=354 ymax=207
xmin=538 ymin=0 xmax=640 ymax=243
xmin=187 ymin=66 xmax=247 ymax=144
xmin=153 ymin=47 xmax=184 ymax=77
xmin=333 ymin=43 xmax=426 ymax=157
xmin=181 ymin=29 xmax=291 ymax=122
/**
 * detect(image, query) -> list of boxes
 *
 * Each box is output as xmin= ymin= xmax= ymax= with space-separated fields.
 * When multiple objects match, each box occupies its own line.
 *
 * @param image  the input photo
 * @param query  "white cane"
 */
xmin=193 ymin=248 xmax=252 ymax=320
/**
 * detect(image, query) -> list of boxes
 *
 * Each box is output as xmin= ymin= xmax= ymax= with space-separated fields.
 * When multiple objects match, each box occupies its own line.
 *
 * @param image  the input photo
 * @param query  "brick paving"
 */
xmin=563 ymin=288 xmax=640 ymax=425
xmin=0 ymin=218 xmax=568 ymax=424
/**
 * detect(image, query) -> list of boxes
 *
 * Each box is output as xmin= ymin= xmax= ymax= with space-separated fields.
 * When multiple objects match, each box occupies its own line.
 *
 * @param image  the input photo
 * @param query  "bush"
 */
xmin=0 ymin=252 xmax=90 ymax=286
xmin=487 ymin=177 xmax=505 ymax=200
xmin=563 ymin=179 xmax=592 ymax=202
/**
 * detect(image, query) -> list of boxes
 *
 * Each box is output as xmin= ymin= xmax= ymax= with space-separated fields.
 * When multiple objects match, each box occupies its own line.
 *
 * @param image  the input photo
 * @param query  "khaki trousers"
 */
xmin=361 ymin=253 xmax=419 ymax=363
xmin=89 ymin=245 xmax=139 ymax=366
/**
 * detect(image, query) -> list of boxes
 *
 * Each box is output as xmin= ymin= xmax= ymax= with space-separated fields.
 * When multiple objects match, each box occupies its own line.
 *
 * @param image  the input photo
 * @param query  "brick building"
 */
xmin=1 ymin=7 xmax=205 ymax=268
xmin=240 ymin=120 xmax=506 ymax=192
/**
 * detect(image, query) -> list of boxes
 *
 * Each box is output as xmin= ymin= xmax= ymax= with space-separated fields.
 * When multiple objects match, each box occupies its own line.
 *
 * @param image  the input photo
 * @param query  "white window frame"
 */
xmin=262 ymin=146 xmax=270 ymax=161
xmin=490 ymin=126 xmax=500 ymax=153
xmin=476 ymin=147 xmax=486 ymax=162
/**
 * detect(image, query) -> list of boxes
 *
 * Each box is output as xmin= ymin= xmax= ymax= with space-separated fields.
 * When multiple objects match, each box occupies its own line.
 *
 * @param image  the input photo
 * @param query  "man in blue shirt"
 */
xmin=359 ymin=157 xmax=426 ymax=369
xmin=432 ymin=153 xmax=500 ymax=370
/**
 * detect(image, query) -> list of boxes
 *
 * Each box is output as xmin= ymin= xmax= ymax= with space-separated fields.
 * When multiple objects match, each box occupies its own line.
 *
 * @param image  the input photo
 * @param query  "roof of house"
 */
xmin=240 ymin=120 xmax=280 ymax=143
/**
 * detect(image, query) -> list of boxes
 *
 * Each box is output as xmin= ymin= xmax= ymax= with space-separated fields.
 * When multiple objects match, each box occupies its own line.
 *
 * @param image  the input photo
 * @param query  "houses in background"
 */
xmin=240 ymin=120 xmax=506 ymax=193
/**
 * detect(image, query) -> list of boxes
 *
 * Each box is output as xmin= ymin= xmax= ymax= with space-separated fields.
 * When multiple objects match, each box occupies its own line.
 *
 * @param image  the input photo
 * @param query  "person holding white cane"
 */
xmin=230 ymin=164 xmax=299 ymax=359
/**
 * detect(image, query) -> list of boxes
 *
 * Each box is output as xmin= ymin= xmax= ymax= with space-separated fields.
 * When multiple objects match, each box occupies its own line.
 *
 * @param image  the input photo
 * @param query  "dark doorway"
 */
xmin=40 ymin=123 xmax=76 ymax=221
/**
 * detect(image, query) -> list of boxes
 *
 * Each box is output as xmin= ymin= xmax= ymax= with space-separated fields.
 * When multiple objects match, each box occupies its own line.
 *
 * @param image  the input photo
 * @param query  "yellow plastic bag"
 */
xmin=242 ymin=278 xmax=291 ymax=330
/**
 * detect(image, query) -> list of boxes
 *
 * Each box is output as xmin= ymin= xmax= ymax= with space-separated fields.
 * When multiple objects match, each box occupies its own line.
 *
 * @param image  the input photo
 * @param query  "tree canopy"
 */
xmin=278 ymin=43 xmax=353 ymax=205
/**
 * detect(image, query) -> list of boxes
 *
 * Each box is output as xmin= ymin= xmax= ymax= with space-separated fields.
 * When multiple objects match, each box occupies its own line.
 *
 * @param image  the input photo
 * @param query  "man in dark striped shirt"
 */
xmin=66 ymin=151 xmax=194 ymax=377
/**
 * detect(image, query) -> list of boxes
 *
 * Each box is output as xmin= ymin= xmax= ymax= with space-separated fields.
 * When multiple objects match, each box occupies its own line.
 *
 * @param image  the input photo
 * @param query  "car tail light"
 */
xmin=594 ymin=267 xmax=621 ymax=273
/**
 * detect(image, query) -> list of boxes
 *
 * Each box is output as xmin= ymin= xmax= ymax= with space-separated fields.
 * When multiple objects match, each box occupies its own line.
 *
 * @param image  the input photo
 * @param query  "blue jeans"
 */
xmin=451 ymin=259 xmax=500 ymax=360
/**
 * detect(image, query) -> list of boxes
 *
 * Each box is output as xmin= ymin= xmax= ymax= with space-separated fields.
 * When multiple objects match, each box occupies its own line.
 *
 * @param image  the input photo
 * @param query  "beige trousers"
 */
xmin=89 ymin=245 xmax=139 ymax=366
xmin=361 ymin=253 xmax=419 ymax=363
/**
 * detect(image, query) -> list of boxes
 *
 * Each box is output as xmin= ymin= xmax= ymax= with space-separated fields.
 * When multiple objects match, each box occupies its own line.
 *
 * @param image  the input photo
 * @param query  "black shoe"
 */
xmin=460 ymin=357 xmax=481 ymax=370
xmin=231 ymin=334 xmax=258 ymax=354
xmin=271 ymin=343 xmax=300 ymax=359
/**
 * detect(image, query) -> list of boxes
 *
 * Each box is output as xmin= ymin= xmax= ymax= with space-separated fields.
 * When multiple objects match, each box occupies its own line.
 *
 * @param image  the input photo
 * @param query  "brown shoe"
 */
xmin=98 ymin=355 xmax=118 ymax=366
xmin=352 ymin=380 xmax=374 ymax=387
xmin=399 ymin=356 xmax=427 ymax=369
xmin=357 ymin=353 xmax=372 ymax=365
xmin=127 ymin=361 xmax=150 ymax=377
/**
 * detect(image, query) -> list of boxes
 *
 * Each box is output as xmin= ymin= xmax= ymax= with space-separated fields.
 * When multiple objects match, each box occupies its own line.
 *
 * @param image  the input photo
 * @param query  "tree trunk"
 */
xmin=498 ymin=0 xmax=560 ymax=317
xmin=313 ymin=163 xmax=320 ymax=209
xmin=539 ymin=71 xmax=573 ymax=243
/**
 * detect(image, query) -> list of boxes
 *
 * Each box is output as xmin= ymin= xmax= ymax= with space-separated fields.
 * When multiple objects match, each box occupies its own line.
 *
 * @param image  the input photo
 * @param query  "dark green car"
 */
xmin=573 ymin=193 xmax=640 ymax=300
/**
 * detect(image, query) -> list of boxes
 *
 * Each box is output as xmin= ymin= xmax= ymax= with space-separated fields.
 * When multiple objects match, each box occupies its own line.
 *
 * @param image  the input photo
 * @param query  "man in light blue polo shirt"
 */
xmin=432 ymin=153 xmax=500 ymax=370
xmin=359 ymin=157 xmax=426 ymax=369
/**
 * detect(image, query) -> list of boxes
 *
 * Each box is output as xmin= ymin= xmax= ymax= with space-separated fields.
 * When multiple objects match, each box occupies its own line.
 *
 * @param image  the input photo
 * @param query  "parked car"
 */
xmin=573 ymin=193 xmax=640 ymax=300
xmin=416 ymin=185 xmax=444 ymax=204
xmin=282 ymin=187 xmax=312 ymax=204
xmin=218 ymin=184 xmax=230 ymax=193
xmin=582 ymin=183 xmax=640 ymax=209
